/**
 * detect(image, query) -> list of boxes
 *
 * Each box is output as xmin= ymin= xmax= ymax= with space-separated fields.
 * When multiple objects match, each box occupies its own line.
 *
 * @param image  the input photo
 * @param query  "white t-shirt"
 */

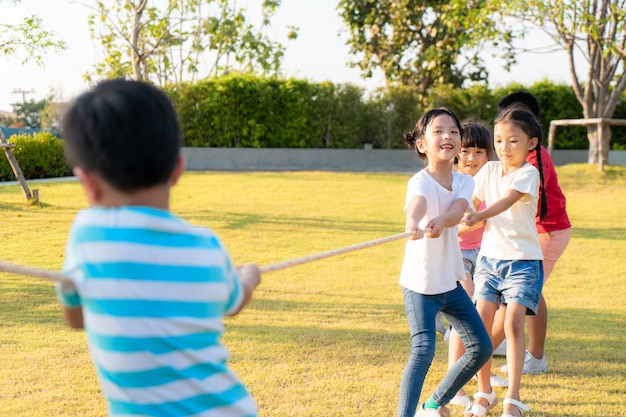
xmin=473 ymin=161 xmax=543 ymax=260
xmin=398 ymin=170 xmax=474 ymax=295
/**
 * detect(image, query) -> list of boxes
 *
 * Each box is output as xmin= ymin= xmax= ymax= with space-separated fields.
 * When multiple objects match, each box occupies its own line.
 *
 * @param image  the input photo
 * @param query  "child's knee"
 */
xmin=477 ymin=338 xmax=493 ymax=362
xmin=410 ymin=333 xmax=437 ymax=359
xmin=504 ymin=318 xmax=526 ymax=338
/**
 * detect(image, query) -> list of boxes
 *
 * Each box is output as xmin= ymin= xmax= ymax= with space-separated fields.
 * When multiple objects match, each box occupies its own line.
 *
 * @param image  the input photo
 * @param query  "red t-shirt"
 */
xmin=526 ymin=146 xmax=571 ymax=233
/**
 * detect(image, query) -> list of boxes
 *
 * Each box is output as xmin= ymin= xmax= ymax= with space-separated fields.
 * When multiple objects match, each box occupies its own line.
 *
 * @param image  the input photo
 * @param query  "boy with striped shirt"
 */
xmin=56 ymin=79 xmax=261 ymax=417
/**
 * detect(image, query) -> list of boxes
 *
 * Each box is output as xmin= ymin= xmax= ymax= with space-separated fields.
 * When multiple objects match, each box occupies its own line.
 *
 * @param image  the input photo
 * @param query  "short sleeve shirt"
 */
xmin=55 ymin=206 xmax=256 ymax=417
xmin=473 ymin=161 xmax=543 ymax=260
xmin=399 ymin=170 xmax=474 ymax=294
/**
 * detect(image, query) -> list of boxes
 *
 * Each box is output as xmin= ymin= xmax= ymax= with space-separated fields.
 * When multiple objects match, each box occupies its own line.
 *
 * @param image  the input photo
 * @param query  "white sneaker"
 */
xmin=415 ymin=403 xmax=450 ymax=416
xmin=490 ymin=374 xmax=508 ymax=387
xmin=471 ymin=374 xmax=509 ymax=387
xmin=500 ymin=349 xmax=548 ymax=375
xmin=449 ymin=395 xmax=470 ymax=407
xmin=443 ymin=326 xmax=452 ymax=342
xmin=435 ymin=312 xmax=447 ymax=336
xmin=493 ymin=339 xmax=507 ymax=356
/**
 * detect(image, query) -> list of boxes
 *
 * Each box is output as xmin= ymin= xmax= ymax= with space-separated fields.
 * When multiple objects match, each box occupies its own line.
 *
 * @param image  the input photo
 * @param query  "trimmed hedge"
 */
xmin=167 ymin=74 xmax=626 ymax=151
xmin=167 ymin=74 xmax=383 ymax=149
xmin=0 ymin=132 xmax=71 ymax=181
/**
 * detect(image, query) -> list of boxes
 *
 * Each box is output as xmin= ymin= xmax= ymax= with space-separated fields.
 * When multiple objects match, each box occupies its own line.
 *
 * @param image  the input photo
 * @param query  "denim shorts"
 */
xmin=461 ymin=248 xmax=480 ymax=278
xmin=473 ymin=256 xmax=544 ymax=315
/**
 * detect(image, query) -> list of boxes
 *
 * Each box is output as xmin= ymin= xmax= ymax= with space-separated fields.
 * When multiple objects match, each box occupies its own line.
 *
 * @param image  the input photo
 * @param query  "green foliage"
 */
xmin=11 ymin=98 xmax=46 ymax=129
xmin=370 ymin=84 xmax=425 ymax=148
xmin=428 ymin=83 xmax=498 ymax=121
xmin=497 ymin=0 xmax=626 ymax=165
xmin=86 ymin=0 xmax=296 ymax=86
xmin=493 ymin=81 xmax=587 ymax=149
xmin=528 ymin=81 xmax=586 ymax=149
xmin=337 ymin=0 xmax=513 ymax=105
xmin=0 ymin=1 xmax=66 ymax=64
xmin=167 ymin=74 xmax=376 ymax=148
xmin=0 ymin=132 xmax=71 ymax=181
xmin=40 ymin=99 xmax=69 ymax=132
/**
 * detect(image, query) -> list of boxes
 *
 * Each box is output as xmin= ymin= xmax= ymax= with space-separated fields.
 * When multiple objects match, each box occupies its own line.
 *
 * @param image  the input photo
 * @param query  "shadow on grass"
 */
xmin=248 ymin=296 xmax=406 ymax=319
xmin=226 ymin=300 xmax=626 ymax=382
xmin=571 ymin=227 xmax=626 ymax=240
xmin=0 ymin=201 xmax=33 ymax=211
xmin=549 ymin=307 xmax=626 ymax=380
xmin=183 ymin=210 xmax=402 ymax=234
xmin=0 ymin=283 xmax=63 ymax=334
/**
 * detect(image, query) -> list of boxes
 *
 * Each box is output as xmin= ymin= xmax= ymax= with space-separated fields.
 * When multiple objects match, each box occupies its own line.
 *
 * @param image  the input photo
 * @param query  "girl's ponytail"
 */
xmin=535 ymin=146 xmax=548 ymax=221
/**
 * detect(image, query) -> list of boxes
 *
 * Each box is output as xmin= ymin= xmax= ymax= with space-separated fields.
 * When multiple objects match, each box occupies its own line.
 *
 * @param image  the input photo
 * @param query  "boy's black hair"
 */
xmin=494 ymin=107 xmax=548 ymax=220
xmin=62 ymin=79 xmax=181 ymax=192
xmin=497 ymin=91 xmax=540 ymax=118
xmin=460 ymin=119 xmax=494 ymax=161
xmin=403 ymin=107 xmax=462 ymax=160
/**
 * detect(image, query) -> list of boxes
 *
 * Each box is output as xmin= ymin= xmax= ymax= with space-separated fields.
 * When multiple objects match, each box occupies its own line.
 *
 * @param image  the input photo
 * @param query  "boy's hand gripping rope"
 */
xmin=0 ymin=230 xmax=429 ymax=281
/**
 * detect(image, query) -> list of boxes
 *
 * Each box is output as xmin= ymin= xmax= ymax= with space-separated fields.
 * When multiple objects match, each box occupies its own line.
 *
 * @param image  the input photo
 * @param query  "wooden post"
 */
xmin=548 ymin=122 xmax=556 ymax=156
xmin=0 ymin=129 xmax=32 ymax=200
xmin=597 ymin=120 xmax=605 ymax=172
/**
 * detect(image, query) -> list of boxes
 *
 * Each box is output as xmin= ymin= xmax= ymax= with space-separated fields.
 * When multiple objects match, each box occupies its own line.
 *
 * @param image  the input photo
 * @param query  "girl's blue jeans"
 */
xmin=397 ymin=283 xmax=492 ymax=417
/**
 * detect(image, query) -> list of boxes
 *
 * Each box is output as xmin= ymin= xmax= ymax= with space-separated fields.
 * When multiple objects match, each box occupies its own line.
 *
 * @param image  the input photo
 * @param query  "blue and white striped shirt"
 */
xmin=56 ymin=206 xmax=257 ymax=417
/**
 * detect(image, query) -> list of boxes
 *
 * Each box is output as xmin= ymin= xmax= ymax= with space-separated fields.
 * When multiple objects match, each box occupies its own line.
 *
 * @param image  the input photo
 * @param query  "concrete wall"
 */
xmin=182 ymin=147 xmax=626 ymax=172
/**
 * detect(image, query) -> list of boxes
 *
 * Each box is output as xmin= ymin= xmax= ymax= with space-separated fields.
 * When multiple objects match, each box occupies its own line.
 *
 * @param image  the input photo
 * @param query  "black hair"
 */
xmin=403 ymin=107 xmax=462 ymax=160
xmin=62 ymin=79 xmax=181 ymax=192
xmin=460 ymin=119 xmax=494 ymax=161
xmin=494 ymin=107 xmax=548 ymax=220
xmin=497 ymin=91 xmax=540 ymax=118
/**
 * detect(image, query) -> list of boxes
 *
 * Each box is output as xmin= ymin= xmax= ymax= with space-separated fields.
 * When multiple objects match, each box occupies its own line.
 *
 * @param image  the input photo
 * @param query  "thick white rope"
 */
xmin=258 ymin=231 xmax=415 ymax=273
xmin=0 ymin=261 xmax=70 ymax=282
xmin=0 ymin=230 xmax=422 ymax=280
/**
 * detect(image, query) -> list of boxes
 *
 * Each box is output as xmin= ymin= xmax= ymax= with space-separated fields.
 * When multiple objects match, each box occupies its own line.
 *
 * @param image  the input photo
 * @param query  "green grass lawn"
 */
xmin=1 ymin=165 xmax=625 ymax=416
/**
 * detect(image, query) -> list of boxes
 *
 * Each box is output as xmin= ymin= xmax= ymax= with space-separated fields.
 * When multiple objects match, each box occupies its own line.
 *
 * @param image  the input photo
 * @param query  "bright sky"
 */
xmin=0 ymin=0 xmax=574 ymax=112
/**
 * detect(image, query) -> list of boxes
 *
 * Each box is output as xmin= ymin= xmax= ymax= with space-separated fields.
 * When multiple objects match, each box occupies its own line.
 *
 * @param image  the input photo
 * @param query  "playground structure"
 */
xmin=548 ymin=118 xmax=626 ymax=171
xmin=0 ymin=128 xmax=33 ymax=200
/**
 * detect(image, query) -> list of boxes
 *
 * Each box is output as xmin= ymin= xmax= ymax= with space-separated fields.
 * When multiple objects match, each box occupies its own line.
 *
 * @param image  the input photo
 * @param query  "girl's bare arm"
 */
xmin=405 ymin=195 xmax=427 ymax=240
xmin=464 ymin=189 xmax=525 ymax=226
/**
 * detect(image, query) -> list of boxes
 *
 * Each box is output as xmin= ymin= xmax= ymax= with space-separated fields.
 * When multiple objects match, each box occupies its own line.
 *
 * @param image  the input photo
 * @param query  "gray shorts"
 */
xmin=461 ymin=248 xmax=480 ymax=278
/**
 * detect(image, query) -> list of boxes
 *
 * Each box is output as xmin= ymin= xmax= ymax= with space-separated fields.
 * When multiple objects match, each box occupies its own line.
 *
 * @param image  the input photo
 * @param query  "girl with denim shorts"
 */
xmin=462 ymin=107 xmax=547 ymax=417
xmin=447 ymin=121 xmax=508 ymax=408
xmin=397 ymin=108 xmax=492 ymax=417
xmin=493 ymin=92 xmax=571 ymax=376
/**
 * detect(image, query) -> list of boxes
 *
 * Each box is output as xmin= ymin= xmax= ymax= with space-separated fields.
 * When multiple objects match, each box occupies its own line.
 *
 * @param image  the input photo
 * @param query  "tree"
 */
xmin=40 ymin=90 xmax=69 ymax=132
xmin=0 ymin=0 xmax=65 ymax=64
xmin=85 ymin=0 xmax=297 ymax=86
xmin=0 ymin=112 xmax=17 ymax=127
xmin=337 ymin=0 xmax=513 ymax=105
xmin=11 ymin=98 xmax=46 ymax=128
xmin=502 ymin=0 xmax=626 ymax=169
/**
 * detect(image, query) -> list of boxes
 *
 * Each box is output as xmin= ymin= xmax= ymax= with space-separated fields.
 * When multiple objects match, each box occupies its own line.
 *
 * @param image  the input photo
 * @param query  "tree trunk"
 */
xmin=602 ymin=127 xmax=612 ymax=168
xmin=586 ymin=124 xmax=611 ymax=168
